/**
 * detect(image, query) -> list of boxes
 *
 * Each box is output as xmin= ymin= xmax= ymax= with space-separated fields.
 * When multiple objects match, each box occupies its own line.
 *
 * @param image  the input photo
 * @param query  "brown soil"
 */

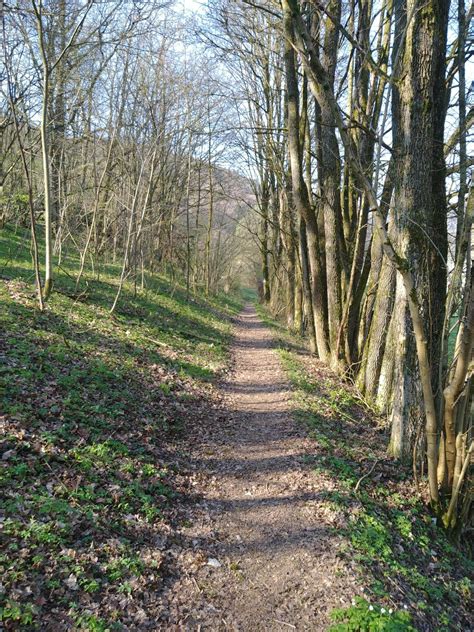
xmin=160 ymin=305 xmax=357 ymax=630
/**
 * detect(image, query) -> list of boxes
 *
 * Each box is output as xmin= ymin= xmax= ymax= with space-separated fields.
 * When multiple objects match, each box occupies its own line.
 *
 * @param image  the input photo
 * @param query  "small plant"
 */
xmin=329 ymin=597 xmax=415 ymax=631
xmin=0 ymin=600 xmax=37 ymax=626
xmin=142 ymin=463 xmax=159 ymax=477
xmin=117 ymin=581 xmax=133 ymax=594
xmin=350 ymin=512 xmax=392 ymax=563
xmin=70 ymin=609 xmax=111 ymax=632
xmin=159 ymin=381 xmax=172 ymax=395
xmin=106 ymin=555 xmax=144 ymax=582
xmin=455 ymin=577 xmax=471 ymax=598
xmin=80 ymin=578 xmax=101 ymax=593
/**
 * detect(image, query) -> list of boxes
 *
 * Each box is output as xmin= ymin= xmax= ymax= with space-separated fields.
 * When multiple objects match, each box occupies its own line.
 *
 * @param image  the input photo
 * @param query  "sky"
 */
xmin=182 ymin=0 xmax=206 ymax=13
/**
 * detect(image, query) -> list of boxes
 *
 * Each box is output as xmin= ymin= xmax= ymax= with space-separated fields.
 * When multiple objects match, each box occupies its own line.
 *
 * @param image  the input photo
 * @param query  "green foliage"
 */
xmin=106 ymin=555 xmax=145 ymax=582
xmin=0 ymin=600 xmax=37 ymax=626
xmin=240 ymin=286 xmax=258 ymax=302
xmin=351 ymin=513 xmax=393 ymax=563
xmin=70 ymin=607 xmax=113 ymax=632
xmin=329 ymin=598 xmax=415 ymax=632
xmin=455 ymin=577 xmax=471 ymax=598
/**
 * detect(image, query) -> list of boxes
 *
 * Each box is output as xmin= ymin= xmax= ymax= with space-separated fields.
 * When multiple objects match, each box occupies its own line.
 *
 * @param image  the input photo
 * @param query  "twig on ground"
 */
xmin=142 ymin=334 xmax=170 ymax=347
xmin=273 ymin=620 xmax=296 ymax=629
xmin=354 ymin=459 xmax=380 ymax=494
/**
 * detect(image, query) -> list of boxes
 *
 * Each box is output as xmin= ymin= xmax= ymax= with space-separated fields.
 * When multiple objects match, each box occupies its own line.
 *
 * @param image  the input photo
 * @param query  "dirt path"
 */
xmin=163 ymin=305 xmax=354 ymax=630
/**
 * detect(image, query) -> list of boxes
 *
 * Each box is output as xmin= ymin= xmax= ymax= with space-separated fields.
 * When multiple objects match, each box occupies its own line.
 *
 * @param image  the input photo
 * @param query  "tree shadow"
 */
xmin=1 ymin=291 xmax=471 ymax=631
xmin=0 ymin=282 xmax=236 ymax=628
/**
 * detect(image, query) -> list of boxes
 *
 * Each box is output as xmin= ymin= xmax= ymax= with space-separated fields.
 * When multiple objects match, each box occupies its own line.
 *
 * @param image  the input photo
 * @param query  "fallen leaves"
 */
xmin=0 ymin=273 xmax=237 ymax=629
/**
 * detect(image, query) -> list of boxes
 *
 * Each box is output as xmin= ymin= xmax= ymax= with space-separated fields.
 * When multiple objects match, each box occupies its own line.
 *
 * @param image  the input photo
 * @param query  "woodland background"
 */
xmin=0 ymin=0 xmax=473 ymax=627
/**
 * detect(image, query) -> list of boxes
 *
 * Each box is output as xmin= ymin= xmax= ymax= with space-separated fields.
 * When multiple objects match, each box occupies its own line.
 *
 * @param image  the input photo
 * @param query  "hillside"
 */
xmin=0 ymin=226 xmax=241 ymax=629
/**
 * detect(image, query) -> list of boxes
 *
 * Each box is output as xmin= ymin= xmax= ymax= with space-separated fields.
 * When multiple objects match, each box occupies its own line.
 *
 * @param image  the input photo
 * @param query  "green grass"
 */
xmin=259 ymin=305 xmax=473 ymax=632
xmin=0 ymin=224 xmax=242 ymax=629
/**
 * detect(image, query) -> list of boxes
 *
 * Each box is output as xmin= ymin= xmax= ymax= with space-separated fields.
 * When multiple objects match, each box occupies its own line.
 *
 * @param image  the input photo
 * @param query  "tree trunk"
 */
xmin=388 ymin=0 xmax=449 ymax=461
xmin=283 ymin=1 xmax=329 ymax=360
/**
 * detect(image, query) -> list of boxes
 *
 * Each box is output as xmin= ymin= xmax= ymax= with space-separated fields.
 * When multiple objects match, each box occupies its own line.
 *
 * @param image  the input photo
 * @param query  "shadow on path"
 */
xmin=160 ymin=305 xmax=356 ymax=631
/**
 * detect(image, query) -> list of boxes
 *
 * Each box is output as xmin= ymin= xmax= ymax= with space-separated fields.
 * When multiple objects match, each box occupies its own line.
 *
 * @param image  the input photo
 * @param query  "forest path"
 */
xmin=164 ymin=305 xmax=353 ymax=630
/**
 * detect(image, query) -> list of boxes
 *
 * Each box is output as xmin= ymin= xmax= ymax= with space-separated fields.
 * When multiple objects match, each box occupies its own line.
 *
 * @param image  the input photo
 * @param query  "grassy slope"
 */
xmin=257 ymin=306 xmax=473 ymax=632
xmin=0 ymin=226 xmax=241 ymax=630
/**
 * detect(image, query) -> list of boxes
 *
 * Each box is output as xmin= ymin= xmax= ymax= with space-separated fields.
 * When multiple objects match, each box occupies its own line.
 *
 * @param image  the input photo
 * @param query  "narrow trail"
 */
xmin=165 ymin=305 xmax=354 ymax=630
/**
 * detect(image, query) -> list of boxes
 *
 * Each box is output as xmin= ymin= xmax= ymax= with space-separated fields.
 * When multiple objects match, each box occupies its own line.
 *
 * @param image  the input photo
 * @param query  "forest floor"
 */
xmin=1 ymin=227 xmax=473 ymax=631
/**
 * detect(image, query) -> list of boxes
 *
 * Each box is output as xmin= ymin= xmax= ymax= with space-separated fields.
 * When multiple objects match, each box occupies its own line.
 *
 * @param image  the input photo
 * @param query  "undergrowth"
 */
xmin=0 ymin=225 xmax=242 ymax=629
xmin=258 ymin=304 xmax=473 ymax=632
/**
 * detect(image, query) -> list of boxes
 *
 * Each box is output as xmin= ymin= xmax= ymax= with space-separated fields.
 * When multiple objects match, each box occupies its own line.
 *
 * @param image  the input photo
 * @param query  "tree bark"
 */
xmin=283 ymin=2 xmax=329 ymax=360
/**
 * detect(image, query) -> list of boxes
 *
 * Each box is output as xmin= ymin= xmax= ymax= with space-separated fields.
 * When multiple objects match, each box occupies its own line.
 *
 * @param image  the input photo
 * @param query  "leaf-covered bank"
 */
xmin=0 ymin=226 xmax=241 ymax=629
